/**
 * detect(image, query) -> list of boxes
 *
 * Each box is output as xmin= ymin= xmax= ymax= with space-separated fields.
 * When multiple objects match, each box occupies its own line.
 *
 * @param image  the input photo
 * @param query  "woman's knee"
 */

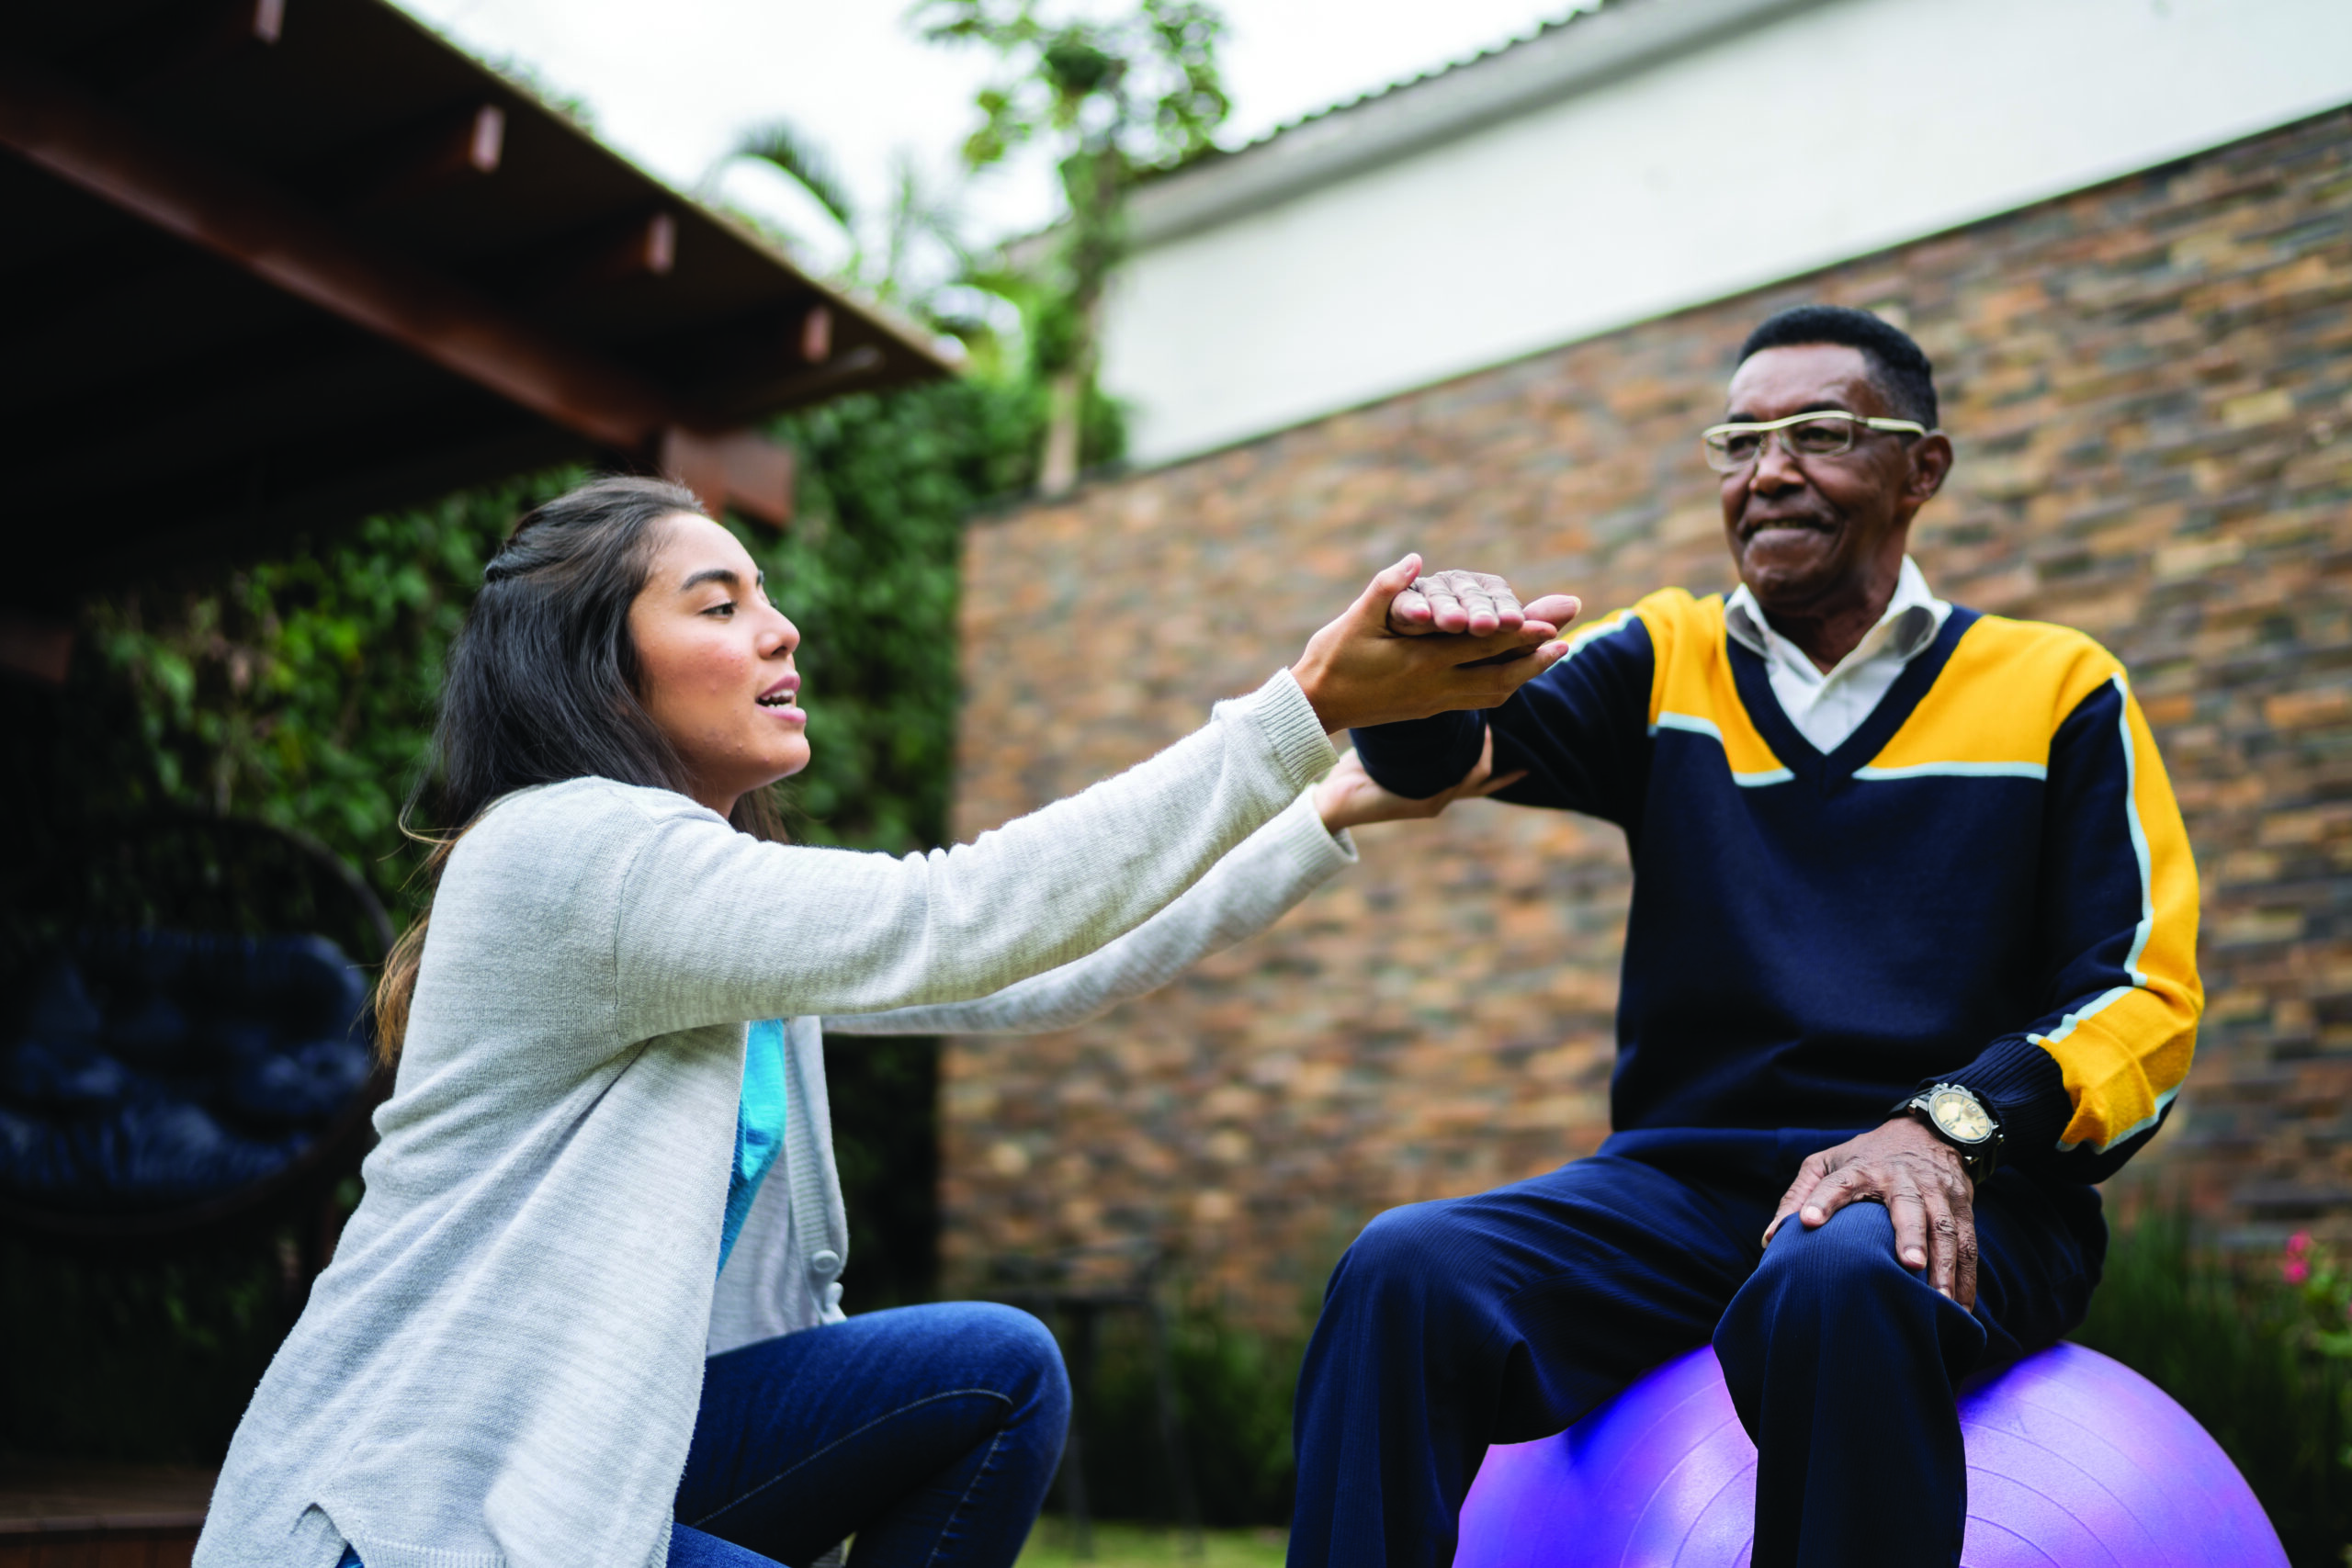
xmin=927 ymin=1301 xmax=1069 ymax=1421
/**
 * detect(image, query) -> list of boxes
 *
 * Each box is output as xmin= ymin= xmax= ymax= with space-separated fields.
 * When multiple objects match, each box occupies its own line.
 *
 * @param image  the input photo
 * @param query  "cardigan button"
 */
xmin=810 ymin=1249 xmax=842 ymax=1279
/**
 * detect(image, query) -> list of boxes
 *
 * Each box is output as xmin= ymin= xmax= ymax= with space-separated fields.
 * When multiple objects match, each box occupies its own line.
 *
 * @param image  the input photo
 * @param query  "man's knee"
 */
xmin=1721 ymin=1203 xmax=1928 ymax=1339
xmin=1323 ymin=1198 xmax=1487 ymax=1320
xmin=1714 ymin=1202 xmax=1980 ymax=1394
xmin=1721 ymin=1203 xmax=1956 ymax=1372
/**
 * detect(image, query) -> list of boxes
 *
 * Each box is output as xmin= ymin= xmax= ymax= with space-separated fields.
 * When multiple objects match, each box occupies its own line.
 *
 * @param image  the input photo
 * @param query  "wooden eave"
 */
xmin=0 ymin=0 xmax=956 ymax=604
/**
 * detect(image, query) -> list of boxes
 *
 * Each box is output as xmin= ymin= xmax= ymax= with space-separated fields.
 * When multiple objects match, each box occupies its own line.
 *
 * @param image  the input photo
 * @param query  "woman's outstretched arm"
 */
xmin=606 ymin=665 xmax=1335 ymax=1034
xmin=604 ymin=559 xmax=1562 ymax=1039
xmin=819 ymin=788 xmax=1351 ymax=1037
xmin=821 ymin=736 xmax=1523 ymax=1038
xmin=425 ymin=558 xmax=1566 ymax=1051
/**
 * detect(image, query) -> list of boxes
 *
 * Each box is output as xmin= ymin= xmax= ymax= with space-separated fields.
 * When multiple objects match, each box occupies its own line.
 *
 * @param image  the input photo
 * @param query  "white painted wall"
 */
xmin=1102 ymin=0 xmax=2352 ymax=466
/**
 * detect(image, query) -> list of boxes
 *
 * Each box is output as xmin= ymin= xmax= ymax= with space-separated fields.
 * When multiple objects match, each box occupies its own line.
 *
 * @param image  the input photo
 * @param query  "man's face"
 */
xmin=1717 ymin=344 xmax=1945 ymax=615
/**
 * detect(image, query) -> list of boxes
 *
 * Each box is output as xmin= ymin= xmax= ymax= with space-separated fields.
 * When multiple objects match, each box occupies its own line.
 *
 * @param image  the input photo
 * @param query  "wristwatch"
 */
xmin=1897 ymin=1083 xmax=2002 ymax=1185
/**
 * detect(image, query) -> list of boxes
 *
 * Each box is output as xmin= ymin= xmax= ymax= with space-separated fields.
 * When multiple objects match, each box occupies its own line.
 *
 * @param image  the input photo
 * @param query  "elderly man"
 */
xmin=1291 ymin=305 xmax=2202 ymax=1568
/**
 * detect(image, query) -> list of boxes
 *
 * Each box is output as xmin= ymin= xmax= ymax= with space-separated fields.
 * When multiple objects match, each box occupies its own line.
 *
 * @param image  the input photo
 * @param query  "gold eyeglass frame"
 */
xmin=1700 ymin=410 xmax=1928 ymax=472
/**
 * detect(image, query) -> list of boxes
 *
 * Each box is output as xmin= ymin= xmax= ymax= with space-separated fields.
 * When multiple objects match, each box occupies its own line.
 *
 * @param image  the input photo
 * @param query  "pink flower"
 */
xmin=2283 ymin=1258 xmax=2311 ymax=1284
xmin=2287 ymin=1231 xmax=2313 ymax=1257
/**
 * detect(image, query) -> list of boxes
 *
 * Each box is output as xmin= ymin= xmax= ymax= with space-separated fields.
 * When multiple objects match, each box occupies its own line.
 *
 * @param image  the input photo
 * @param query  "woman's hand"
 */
xmin=1292 ymin=555 xmax=1578 ymax=733
xmin=1315 ymin=731 xmax=1526 ymax=833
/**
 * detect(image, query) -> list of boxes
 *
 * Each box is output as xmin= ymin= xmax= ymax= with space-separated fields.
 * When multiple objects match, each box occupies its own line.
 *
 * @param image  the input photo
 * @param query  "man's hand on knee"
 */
xmin=1762 ymin=1119 xmax=1979 ymax=1307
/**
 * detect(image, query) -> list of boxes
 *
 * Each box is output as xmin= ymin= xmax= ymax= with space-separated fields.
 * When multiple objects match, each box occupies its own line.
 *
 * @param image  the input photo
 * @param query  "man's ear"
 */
xmin=1903 ymin=432 xmax=1954 ymax=511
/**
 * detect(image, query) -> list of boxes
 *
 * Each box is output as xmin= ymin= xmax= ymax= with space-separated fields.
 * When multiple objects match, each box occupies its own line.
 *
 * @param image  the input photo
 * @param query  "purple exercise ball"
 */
xmin=1455 ymin=1342 xmax=2285 ymax=1568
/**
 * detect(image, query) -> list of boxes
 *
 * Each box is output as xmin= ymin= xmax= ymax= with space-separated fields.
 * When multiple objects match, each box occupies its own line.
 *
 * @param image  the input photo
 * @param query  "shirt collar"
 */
xmin=1723 ymin=556 xmax=1951 ymax=671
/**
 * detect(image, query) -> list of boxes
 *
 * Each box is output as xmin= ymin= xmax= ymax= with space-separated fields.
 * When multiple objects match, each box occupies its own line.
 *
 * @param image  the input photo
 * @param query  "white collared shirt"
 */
xmin=1722 ymin=556 xmax=1951 ymax=754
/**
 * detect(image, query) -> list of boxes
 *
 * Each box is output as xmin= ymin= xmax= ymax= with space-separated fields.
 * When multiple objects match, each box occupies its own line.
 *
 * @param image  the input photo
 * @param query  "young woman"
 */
xmin=194 ymin=477 xmax=1569 ymax=1568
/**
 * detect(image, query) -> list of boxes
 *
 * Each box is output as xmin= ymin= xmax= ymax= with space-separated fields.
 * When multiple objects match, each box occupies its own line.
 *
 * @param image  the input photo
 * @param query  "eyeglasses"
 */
xmin=1700 ymin=410 xmax=1928 ymax=472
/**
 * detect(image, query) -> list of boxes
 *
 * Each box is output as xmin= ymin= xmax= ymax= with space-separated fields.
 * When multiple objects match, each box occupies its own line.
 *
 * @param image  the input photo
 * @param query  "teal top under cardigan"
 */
xmin=719 ymin=1020 xmax=788 ymax=1276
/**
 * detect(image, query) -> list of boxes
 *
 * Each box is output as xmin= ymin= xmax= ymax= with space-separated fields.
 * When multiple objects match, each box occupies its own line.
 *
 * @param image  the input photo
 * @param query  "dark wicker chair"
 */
xmin=0 ymin=813 xmax=394 ymax=1283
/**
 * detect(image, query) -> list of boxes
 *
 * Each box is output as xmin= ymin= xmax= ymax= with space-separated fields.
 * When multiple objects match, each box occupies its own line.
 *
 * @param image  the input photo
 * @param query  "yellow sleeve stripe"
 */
xmin=2114 ymin=674 xmax=2157 ymax=987
xmin=2040 ymin=672 xmax=2203 ymax=1155
xmin=2042 ymin=987 xmax=2197 ymax=1155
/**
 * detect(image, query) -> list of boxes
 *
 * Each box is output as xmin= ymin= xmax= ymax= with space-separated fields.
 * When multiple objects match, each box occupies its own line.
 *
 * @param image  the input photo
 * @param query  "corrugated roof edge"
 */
xmin=1126 ymin=0 xmax=1836 ymax=248
xmin=996 ymin=2 xmax=1604 ymax=271
xmin=1185 ymin=3 xmax=1602 ymax=164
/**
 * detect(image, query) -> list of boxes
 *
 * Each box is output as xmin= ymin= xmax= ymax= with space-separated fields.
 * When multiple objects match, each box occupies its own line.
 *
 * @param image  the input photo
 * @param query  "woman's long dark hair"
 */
xmin=374 ymin=475 xmax=787 ymax=1061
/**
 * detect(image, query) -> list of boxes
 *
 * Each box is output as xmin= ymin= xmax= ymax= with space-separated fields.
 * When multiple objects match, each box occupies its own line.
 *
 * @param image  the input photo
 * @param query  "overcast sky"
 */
xmin=393 ymin=0 xmax=1594 ymax=272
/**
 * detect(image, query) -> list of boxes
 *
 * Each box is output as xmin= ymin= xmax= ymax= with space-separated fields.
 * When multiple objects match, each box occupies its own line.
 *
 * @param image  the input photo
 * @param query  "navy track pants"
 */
xmin=1286 ymin=1128 xmax=2103 ymax=1568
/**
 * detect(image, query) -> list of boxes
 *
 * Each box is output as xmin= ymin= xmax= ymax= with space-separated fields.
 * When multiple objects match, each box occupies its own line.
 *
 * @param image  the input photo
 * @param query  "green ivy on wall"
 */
xmin=71 ymin=482 xmax=537 ymax=901
xmin=757 ymin=377 xmax=1046 ymax=855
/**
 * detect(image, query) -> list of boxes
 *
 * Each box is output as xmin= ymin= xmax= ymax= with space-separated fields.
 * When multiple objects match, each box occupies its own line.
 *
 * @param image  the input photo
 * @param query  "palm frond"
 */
xmin=723 ymin=118 xmax=857 ymax=231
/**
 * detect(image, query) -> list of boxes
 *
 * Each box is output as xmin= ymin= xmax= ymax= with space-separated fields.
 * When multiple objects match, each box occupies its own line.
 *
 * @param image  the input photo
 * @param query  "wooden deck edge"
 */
xmin=0 ymin=1511 xmax=208 ymax=1535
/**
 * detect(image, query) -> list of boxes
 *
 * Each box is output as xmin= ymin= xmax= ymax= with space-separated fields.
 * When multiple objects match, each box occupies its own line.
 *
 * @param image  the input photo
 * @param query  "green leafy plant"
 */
xmin=727 ymin=116 xmax=862 ymax=233
xmin=919 ymin=0 xmax=1229 ymax=492
xmin=712 ymin=118 xmax=976 ymax=320
xmin=2278 ymin=1228 xmax=2352 ymax=1513
xmin=23 ymin=479 xmax=549 ymax=915
xmin=1048 ymin=1301 xmax=1300 ymax=1529
xmin=2073 ymin=1213 xmax=2352 ymax=1564
xmin=2280 ymin=1230 xmax=2352 ymax=1366
xmin=0 ymin=1237 xmax=288 ymax=1463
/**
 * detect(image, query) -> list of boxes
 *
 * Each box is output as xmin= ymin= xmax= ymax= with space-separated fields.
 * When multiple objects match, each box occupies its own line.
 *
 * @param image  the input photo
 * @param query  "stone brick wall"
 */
xmin=942 ymin=107 xmax=2352 ymax=1332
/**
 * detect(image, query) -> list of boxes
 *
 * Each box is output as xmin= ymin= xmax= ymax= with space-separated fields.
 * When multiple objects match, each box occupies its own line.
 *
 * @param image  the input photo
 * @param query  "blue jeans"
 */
xmin=1288 ymin=1128 xmax=2101 ymax=1568
xmin=340 ymin=1301 xmax=1069 ymax=1568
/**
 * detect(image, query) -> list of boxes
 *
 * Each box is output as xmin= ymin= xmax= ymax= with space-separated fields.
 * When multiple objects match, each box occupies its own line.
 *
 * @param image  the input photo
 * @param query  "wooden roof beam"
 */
xmin=0 ymin=613 xmax=74 ymax=686
xmin=91 ymin=0 xmax=285 ymax=93
xmin=533 ymin=209 xmax=676 ymax=301
xmin=341 ymin=102 xmax=503 ymax=212
xmin=0 ymin=49 xmax=795 ymax=529
xmin=0 ymin=45 xmax=671 ymax=449
xmin=661 ymin=427 xmax=793 ymax=531
xmin=800 ymin=304 xmax=832 ymax=363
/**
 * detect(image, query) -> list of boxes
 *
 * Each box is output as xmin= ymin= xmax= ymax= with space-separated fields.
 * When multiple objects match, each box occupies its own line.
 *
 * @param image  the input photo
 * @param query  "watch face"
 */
xmin=1928 ymin=1088 xmax=1994 ymax=1145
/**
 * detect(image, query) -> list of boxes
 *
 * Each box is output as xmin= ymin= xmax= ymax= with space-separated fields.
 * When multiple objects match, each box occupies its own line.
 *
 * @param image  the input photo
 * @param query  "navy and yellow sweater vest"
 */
xmin=1355 ymin=590 xmax=2201 ymax=1186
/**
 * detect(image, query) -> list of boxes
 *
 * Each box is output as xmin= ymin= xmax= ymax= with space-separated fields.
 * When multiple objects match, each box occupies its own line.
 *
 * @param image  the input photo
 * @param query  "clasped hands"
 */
xmin=1292 ymin=557 xmax=1581 ymax=833
xmin=1292 ymin=555 xmax=1583 ymax=734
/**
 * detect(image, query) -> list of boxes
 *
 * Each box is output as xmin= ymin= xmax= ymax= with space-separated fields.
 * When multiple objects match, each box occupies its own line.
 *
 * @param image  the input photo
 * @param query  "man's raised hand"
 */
xmin=1390 ymin=569 xmax=1582 ymax=640
xmin=1291 ymin=555 xmax=1579 ymax=733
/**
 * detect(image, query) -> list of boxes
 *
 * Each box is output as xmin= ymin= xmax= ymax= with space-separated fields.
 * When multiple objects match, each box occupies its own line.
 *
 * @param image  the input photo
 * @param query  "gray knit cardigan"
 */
xmin=195 ymin=670 xmax=1344 ymax=1568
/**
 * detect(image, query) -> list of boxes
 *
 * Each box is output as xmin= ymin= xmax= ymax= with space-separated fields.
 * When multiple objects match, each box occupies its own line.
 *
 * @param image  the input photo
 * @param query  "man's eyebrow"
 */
xmin=1722 ymin=400 xmax=1861 ymax=423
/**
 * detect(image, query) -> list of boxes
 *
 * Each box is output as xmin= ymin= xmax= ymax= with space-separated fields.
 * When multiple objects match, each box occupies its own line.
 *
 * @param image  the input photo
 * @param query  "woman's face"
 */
xmin=628 ymin=513 xmax=808 ymax=816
